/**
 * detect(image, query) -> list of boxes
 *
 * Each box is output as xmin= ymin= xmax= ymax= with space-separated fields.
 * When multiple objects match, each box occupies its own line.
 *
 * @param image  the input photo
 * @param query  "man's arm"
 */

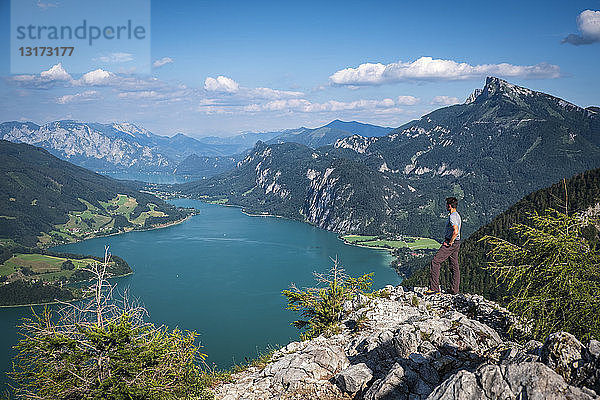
xmin=445 ymin=225 xmax=459 ymax=246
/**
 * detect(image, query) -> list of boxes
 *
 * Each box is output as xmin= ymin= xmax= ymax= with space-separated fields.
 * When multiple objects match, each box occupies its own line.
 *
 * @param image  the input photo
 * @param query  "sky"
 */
xmin=0 ymin=0 xmax=599 ymax=137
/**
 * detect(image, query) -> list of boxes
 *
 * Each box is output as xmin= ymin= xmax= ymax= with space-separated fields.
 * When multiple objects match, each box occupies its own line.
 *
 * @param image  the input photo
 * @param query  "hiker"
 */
xmin=425 ymin=197 xmax=462 ymax=295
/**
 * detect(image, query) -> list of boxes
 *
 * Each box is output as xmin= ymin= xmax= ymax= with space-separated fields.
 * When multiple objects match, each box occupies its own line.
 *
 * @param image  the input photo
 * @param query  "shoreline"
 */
xmin=196 ymin=198 xmax=402 ymax=268
xmin=42 ymin=213 xmax=194 ymax=249
xmin=0 ymin=271 xmax=134 ymax=309
xmin=338 ymin=238 xmax=395 ymax=253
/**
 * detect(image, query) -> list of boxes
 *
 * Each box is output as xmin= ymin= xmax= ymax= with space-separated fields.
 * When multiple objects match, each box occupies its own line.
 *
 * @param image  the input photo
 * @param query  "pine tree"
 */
xmin=282 ymin=258 xmax=373 ymax=340
xmin=482 ymin=209 xmax=600 ymax=341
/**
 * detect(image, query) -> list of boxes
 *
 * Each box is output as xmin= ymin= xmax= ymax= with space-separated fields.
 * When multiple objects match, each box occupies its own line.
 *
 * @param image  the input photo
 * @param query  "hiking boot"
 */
xmin=424 ymin=289 xmax=441 ymax=295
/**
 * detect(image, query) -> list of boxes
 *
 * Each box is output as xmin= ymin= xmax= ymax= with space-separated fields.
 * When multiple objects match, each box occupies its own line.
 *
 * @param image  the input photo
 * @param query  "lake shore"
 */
xmin=0 ymin=271 xmax=134 ymax=309
xmin=41 ymin=213 xmax=194 ymax=249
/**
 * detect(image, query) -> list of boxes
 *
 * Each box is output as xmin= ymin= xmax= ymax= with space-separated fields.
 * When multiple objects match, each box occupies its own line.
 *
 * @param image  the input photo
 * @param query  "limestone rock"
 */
xmin=213 ymin=287 xmax=598 ymax=400
xmin=428 ymin=362 xmax=598 ymax=400
xmin=263 ymin=338 xmax=350 ymax=390
xmin=335 ymin=363 xmax=374 ymax=394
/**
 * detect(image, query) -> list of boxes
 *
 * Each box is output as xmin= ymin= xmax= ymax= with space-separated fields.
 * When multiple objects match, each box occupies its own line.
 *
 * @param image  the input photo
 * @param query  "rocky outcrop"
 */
xmin=214 ymin=286 xmax=600 ymax=400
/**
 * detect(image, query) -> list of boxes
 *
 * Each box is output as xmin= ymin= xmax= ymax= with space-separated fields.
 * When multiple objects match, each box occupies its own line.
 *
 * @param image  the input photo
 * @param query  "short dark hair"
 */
xmin=446 ymin=197 xmax=458 ymax=209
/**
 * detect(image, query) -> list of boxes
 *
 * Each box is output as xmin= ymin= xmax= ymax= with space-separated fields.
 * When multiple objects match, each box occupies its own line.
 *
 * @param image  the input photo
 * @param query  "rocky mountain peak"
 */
xmin=112 ymin=122 xmax=153 ymax=138
xmin=464 ymin=88 xmax=483 ymax=104
xmin=479 ymin=76 xmax=534 ymax=102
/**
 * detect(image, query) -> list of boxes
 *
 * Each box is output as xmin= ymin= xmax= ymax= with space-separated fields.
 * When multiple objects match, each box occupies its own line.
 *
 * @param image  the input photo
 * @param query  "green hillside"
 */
xmin=0 ymin=140 xmax=191 ymax=247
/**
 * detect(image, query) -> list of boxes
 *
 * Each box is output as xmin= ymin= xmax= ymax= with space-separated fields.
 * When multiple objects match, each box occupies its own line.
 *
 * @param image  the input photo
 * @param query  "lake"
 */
xmin=0 ymin=199 xmax=400 ymax=388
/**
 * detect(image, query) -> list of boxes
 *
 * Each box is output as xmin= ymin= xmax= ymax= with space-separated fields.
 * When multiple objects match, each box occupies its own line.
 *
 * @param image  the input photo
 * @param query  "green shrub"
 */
xmin=482 ymin=209 xmax=600 ymax=341
xmin=10 ymin=247 xmax=213 ymax=400
xmin=282 ymin=258 xmax=373 ymax=340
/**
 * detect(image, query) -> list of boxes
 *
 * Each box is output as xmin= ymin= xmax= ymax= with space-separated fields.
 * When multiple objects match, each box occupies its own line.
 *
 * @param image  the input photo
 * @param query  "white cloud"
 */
xmin=396 ymin=95 xmax=420 ymax=105
xmin=8 ymin=63 xmax=73 ymax=88
xmin=77 ymin=69 xmax=116 ymax=86
xmin=246 ymin=87 xmax=304 ymax=100
xmin=37 ymin=1 xmax=58 ymax=9
xmin=118 ymin=91 xmax=163 ymax=99
xmin=204 ymin=76 xmax=240 ymax=93
xmin=57 ymin=90 xmax=100 ymax=104
xmin=329 ymin=57 xmax=561 ymax=86
xmin=431 ymin=96 xmax=461 ymax=105
xmin=563 ymin=10 xmax=600 ymax=45
xmin=96 ymin=52 xmax=134 ymax=63
xmin=40 ymin=63 xmax=72 ymax=81
xmin=246 ymin=98 xmax=399 ymax=113
xmin=153 ymin=57 xmax=174 ymax=68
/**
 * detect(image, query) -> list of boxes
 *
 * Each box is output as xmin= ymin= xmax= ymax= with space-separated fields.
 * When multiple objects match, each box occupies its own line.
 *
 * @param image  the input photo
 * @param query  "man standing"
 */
xmin=425 ymin=197 xmax=462 ymax=295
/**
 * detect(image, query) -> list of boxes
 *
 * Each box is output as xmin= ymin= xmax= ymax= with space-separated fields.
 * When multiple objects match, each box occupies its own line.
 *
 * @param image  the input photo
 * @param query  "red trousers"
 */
xmin=429 ymin=240 xmax=461 ymax=294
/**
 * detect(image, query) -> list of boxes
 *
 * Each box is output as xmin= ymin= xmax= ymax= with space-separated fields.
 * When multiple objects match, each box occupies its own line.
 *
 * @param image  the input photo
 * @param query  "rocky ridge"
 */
xmin=214 ymin=286 xmax=600 ymax=400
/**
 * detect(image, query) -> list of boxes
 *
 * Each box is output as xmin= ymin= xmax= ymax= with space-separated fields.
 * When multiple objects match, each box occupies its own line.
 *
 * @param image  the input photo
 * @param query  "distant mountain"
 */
xmin=181 ymin=77 xmax=600 ymax=239
xmin=195 ymin=131 xmax=283 ymax=154
xmin=0 ymin=140 xmax=190 ymax=246
xmin=0 ymin=121 xmax=230 ymax=172
xmin=170 ymin=121 xmax=392 ymax=178
xmin=0 ymin=120 xmax=391 ymax=174
xmin=173 ymin=153 xmax=238 ymax=179
xmin=267 ymin=120 xmax=392 ymax=148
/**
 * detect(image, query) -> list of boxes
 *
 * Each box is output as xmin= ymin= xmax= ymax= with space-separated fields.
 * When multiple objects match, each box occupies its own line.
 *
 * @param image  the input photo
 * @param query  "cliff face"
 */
xmin=215 ymin=286 xmax=600 ymax=400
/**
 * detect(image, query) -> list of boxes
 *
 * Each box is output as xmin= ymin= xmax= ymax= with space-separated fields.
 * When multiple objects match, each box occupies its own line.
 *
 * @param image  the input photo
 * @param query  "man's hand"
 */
xmin=443 ymin=240 xmax=450 ymax=247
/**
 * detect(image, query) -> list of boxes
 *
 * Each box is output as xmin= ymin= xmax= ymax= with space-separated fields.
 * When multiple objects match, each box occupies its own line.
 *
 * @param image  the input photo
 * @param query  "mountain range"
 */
xmin=266 ymin=119 xmax=392 ymax=148
xmin=0 ymin=119 xmax=392 ymax=176
xmin=180 ymin=77 xmax=600 ymax=238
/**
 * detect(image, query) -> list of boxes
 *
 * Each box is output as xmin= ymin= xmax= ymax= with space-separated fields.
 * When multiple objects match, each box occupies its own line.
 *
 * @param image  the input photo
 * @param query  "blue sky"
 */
xmin=0 ymin=0 xmax=599 ymax=137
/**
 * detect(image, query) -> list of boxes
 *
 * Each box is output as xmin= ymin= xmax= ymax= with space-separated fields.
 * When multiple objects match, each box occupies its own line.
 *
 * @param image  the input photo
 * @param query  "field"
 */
xmin=50 ymin=194 xmax=167 ymax=243
xmin=0 ymin=253 xmax=108 ymax=282
xmin=342 ymin=235 xmax=439 ymax=251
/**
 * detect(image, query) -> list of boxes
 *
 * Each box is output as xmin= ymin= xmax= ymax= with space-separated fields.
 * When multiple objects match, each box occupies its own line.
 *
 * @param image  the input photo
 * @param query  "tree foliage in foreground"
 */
xmin=482 ymin=209 xmax=600 ymax=342
xmin=10 ymin=247 xmax=213 ymax=400
xmin=282 ymin=258 xmax=373 ymax=340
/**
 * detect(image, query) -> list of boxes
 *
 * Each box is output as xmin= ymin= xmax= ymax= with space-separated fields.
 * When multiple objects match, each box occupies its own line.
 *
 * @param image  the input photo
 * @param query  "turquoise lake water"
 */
xmin=0 ymin=199 xmax=400 ymax=389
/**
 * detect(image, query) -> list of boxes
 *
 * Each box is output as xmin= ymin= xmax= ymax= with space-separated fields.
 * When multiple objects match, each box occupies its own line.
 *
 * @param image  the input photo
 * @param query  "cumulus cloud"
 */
xmin=431 ymin=96 xmax=461 ymax=105
xmin=8 ymin=63 xmax=73 ymax=88
xmin=329 ymin=57 xmax=561 ymax=86
xmin=204 ymin=76 xmax=240 ymax=93
xmin=563 ymin=10 xmax=600 ymax=45
xmin=153 ymin=57 xmax=174 ymax=68
xmin=57 ymin=90 xmax=100 ymax=104
xmin=77 ymin=69 xmax=117 ymax=86
xmin=8 ymin=63 xmax=171 ymax=92
xmin=40 ymin=63 xmax=72 ymax=81
xmin=396 ymin=95 xmax=420 ymax=105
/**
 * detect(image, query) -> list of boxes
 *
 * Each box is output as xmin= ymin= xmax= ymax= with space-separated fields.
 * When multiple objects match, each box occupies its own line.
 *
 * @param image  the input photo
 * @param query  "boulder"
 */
xmin=428 ymin=362 xmax=598 ymax=400
xmin=335 ymin=362 xmax=373 ymax=394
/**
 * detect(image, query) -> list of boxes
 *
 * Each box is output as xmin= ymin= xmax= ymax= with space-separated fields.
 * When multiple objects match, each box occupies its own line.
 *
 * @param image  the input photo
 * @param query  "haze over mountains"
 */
xmin=181 ymin=77 xmax=600 ymax=238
